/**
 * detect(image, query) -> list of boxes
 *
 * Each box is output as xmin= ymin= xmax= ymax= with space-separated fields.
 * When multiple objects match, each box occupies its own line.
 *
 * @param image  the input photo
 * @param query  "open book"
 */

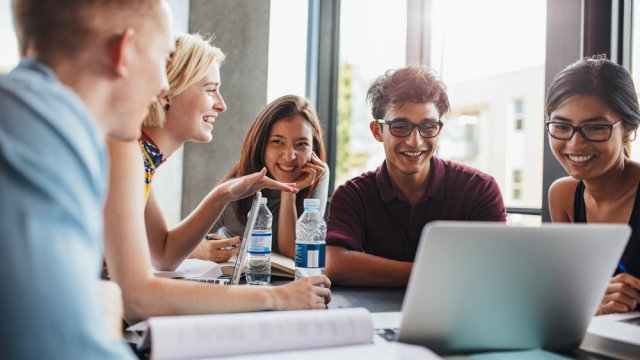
xmin=580 ymin=312 xmax=640 ymax=360
xmin=218 ymin=252 xmax=295 ymax=279
xmin=129 ymin=308 xmax=440 ymax=360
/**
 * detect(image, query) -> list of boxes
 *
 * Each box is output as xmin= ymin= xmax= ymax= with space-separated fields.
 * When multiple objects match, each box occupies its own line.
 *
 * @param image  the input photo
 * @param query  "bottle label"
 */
xmin=248 ymin=231 xmax=272 ymax=254
xmin=295 ymin=242 xmax=326 ymax=268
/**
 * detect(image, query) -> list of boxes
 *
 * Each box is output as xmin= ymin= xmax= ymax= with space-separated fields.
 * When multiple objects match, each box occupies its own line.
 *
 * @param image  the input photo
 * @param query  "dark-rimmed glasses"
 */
xmin=376 ymin=119 xmax=443 ymax=138
xmin=545 ymin=120 xmax=622 ymax=142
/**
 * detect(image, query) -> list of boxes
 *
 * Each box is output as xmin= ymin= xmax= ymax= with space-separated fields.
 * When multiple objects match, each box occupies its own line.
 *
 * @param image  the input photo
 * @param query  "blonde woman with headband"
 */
xmin=104 ymin=33 xmax=331 ymax=322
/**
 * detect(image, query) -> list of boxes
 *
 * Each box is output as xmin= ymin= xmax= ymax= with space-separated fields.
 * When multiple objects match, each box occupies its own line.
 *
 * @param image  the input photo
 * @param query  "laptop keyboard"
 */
xmin=181 ymin=278 xmax=230 ymax=285
xmin=375 ymin=328 xmax=399 ymax=341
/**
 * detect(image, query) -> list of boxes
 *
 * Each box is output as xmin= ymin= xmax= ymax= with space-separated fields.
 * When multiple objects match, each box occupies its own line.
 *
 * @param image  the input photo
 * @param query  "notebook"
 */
xmin=386 ymin=221 xmax=631 ymax=355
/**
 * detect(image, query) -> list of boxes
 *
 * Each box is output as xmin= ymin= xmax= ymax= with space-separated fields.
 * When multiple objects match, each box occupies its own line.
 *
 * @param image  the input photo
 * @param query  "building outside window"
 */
xmin=513 ymin=98 xmax=524 ymax=131
xmin=334 ymin=0 xmax=408 ymax=188
xmin=430 ymin=0 xmax=546 ymax=224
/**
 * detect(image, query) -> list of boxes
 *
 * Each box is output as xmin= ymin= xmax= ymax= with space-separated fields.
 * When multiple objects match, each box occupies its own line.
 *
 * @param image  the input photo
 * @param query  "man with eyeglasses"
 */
xmin=325 ymin=64 xmax=507 ymax=287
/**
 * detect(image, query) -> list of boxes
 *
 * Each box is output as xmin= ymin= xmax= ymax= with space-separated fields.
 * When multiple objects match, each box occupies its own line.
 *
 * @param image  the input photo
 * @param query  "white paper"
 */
xmin=580 ymin=312 xmax=640 ymax=360
xmin=206 ymin=342 xmax=442 ymax=360
xmin=583 ymin=312 xmax=640 ymax=345
xmin=149 ymin=308 xmax=373 ymax=360
xmin=153 ymin=259 xmax=223 ymax=280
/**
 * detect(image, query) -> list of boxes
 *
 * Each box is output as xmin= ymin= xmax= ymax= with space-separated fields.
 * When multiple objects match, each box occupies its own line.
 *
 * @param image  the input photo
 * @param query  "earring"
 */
xmin=164 ymin=103 xmax=171 ymax=111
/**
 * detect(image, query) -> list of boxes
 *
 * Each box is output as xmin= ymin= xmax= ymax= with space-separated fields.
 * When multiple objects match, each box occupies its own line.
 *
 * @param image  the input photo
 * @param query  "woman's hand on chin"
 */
xmin=294 ymin=152 xmax=326 ymax=190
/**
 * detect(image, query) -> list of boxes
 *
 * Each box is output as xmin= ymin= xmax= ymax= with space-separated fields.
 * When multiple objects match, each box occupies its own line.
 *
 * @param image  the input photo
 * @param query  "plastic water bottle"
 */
xmin=295 ymin=199 xmax=326 ymax=280
xmin=246 ymin=197 xmax=272 ymax=285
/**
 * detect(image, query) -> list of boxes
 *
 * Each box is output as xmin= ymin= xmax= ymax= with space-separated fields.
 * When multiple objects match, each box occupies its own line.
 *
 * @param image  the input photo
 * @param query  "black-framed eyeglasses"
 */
xmin=376 ymin=119 xmax=443 ymax=138
xmin=545 ymin=120 xmax=622 ymax=142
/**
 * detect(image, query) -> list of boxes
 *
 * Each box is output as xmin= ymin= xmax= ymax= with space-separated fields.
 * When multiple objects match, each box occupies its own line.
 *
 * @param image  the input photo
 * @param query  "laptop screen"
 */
xmin=230 ymin=191 xmax=262 ymax=285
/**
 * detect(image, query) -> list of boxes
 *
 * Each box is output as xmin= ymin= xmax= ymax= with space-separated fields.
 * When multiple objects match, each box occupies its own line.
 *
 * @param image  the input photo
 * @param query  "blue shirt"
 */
xmin=0 ymin=59 xmax=134 ymax=359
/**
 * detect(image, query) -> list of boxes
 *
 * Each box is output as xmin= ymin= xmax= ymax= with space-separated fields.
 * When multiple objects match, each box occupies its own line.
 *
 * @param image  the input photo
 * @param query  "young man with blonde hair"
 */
xmin=0 ymin=0 xmax=174 ymax=358
xmin=326 ymin=64 xmax=507 ymax=287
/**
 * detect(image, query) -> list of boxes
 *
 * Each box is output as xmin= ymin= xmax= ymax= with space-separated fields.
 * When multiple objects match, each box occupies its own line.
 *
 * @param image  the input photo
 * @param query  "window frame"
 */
xmin=308 ymin=0 xmax=630 ymax=222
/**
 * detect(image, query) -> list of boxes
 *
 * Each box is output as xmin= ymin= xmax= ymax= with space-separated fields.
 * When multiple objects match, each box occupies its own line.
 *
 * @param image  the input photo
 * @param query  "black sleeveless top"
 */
xmin=574 ymin=181 xmax=640 ymax=278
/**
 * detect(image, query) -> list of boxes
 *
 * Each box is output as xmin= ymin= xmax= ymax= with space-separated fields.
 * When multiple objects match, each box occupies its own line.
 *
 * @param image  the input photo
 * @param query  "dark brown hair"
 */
xmin=222 ymin=95 xmax=327 ymax=223
xmin=367 ymin=63 xmax=450 ymax=120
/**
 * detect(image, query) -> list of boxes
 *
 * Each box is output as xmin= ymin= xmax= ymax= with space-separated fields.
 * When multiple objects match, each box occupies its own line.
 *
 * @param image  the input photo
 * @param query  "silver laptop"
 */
xmin=226 ymin=191 xmax=262 ymax=285
xmin=397 ymin=221 xmax=630 ymax=354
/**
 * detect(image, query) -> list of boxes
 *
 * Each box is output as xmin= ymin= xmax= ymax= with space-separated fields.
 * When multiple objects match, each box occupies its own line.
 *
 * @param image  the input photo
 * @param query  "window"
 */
xmin=334 ymin=0 xmax=408 ymax=188
xmin=429 ymin=0 xmax=546 ymax=210
xmin=513 ymin=99 xmax=524 ymax=131
xmin=0 ymin=0 xmax=19 ymax=72
xmin=438 ymin=113 xmax=480 ymax=163
xmin=512 ymin=169 xmax=523 ymax=200
xmin=267 ymin=0 xmax=309 ymax=102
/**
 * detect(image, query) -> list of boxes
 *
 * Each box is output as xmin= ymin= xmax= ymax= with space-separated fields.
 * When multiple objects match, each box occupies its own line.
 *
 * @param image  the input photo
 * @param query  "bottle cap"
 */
xmin=303 ymin=198 xmax=320 ymax=209
xmin=258 ymin=197 xmax=268 ymax=205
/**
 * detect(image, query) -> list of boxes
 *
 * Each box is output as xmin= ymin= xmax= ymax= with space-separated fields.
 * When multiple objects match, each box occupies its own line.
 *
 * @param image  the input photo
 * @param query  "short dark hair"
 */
xmin=12 ymin=0 xmax=161 ymax=62
xmin=366 ymin=64 xmax=450 ymax=120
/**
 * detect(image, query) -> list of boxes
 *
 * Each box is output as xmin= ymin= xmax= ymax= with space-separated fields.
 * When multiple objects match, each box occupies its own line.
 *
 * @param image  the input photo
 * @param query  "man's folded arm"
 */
xmin=326 ymin=244 xmax=412 ymax=287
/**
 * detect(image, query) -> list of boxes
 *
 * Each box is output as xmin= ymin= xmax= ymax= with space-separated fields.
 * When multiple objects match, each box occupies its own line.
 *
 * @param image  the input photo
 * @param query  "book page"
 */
xmin=154 ymin=259 xmax=222 ymax=280
xmin=582 ymin=312 xmax=640 ymax=345
xmin=149 ymin=308 xmax=373 ymax=360
xmin=271 ymin=253 xmax=295 ymax=278
xmin=208 ymin=343 xmax=442 ymax=360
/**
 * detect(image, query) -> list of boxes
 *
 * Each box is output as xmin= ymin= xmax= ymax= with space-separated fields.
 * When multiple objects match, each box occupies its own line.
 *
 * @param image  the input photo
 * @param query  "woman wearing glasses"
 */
xmin=547 ymin=56 xmax=640 ymax=315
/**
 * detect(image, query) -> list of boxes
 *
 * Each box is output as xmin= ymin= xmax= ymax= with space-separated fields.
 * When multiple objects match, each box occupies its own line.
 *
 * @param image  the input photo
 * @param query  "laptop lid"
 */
xmin=230 ymin=191 xmax=262 ymax=285
xmin=398 ymin=221 xmax=630 ymax=354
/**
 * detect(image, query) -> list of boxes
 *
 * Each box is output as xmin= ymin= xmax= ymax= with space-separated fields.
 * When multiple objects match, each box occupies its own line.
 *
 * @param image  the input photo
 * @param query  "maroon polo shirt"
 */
xmin=327 ymin=156 xmax=507 ymax=262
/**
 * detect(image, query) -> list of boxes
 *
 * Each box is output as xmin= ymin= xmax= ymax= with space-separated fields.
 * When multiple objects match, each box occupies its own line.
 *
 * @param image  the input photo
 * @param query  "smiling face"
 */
xmin=549 ymin=95 xmax=628 ymax=180
xmin=371 ymin=102 xmax=440 ymax=181
xmin=263 ymin=115 xmax=313 ymax=183
xmin=164 ymin=65 xmax=226 ymax=143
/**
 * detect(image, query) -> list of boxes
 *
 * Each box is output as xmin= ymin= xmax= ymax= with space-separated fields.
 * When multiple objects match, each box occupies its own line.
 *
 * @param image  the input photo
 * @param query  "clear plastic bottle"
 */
xmin=246 ymin=197 xmax=272 ymax=285
xmin=295 ymin=198 xmax=326 ymax=280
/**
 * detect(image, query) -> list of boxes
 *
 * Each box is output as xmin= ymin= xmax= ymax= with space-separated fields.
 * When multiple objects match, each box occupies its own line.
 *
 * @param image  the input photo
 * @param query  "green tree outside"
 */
xmin=336 ymin=63 xmax=369 ymax=187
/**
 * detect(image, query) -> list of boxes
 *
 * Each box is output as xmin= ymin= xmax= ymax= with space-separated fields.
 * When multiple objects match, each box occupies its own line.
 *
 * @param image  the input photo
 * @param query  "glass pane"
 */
xmin=0 ymin=0 xmax=19 ymax=72
xmin=335 ymin=0 xmax=407 ymax=187
xmin=507 ymin=213 xmax=542 ymax=226
xmin=267 ymin=0 xmax=309 ymax=102
xmin=430 ymin=0 xmax=546 ymax=209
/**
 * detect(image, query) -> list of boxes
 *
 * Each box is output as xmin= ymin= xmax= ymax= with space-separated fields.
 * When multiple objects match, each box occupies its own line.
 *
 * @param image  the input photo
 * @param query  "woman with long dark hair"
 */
xmin=190 ymin=95 xmax=328 ymax=260
xmin=546 ymin=56 xmax=640 ymax=315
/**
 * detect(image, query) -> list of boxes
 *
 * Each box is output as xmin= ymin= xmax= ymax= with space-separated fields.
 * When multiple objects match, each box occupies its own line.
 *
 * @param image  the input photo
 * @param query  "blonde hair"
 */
xmin=145 ymin=33 xmax=225 ymax=127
